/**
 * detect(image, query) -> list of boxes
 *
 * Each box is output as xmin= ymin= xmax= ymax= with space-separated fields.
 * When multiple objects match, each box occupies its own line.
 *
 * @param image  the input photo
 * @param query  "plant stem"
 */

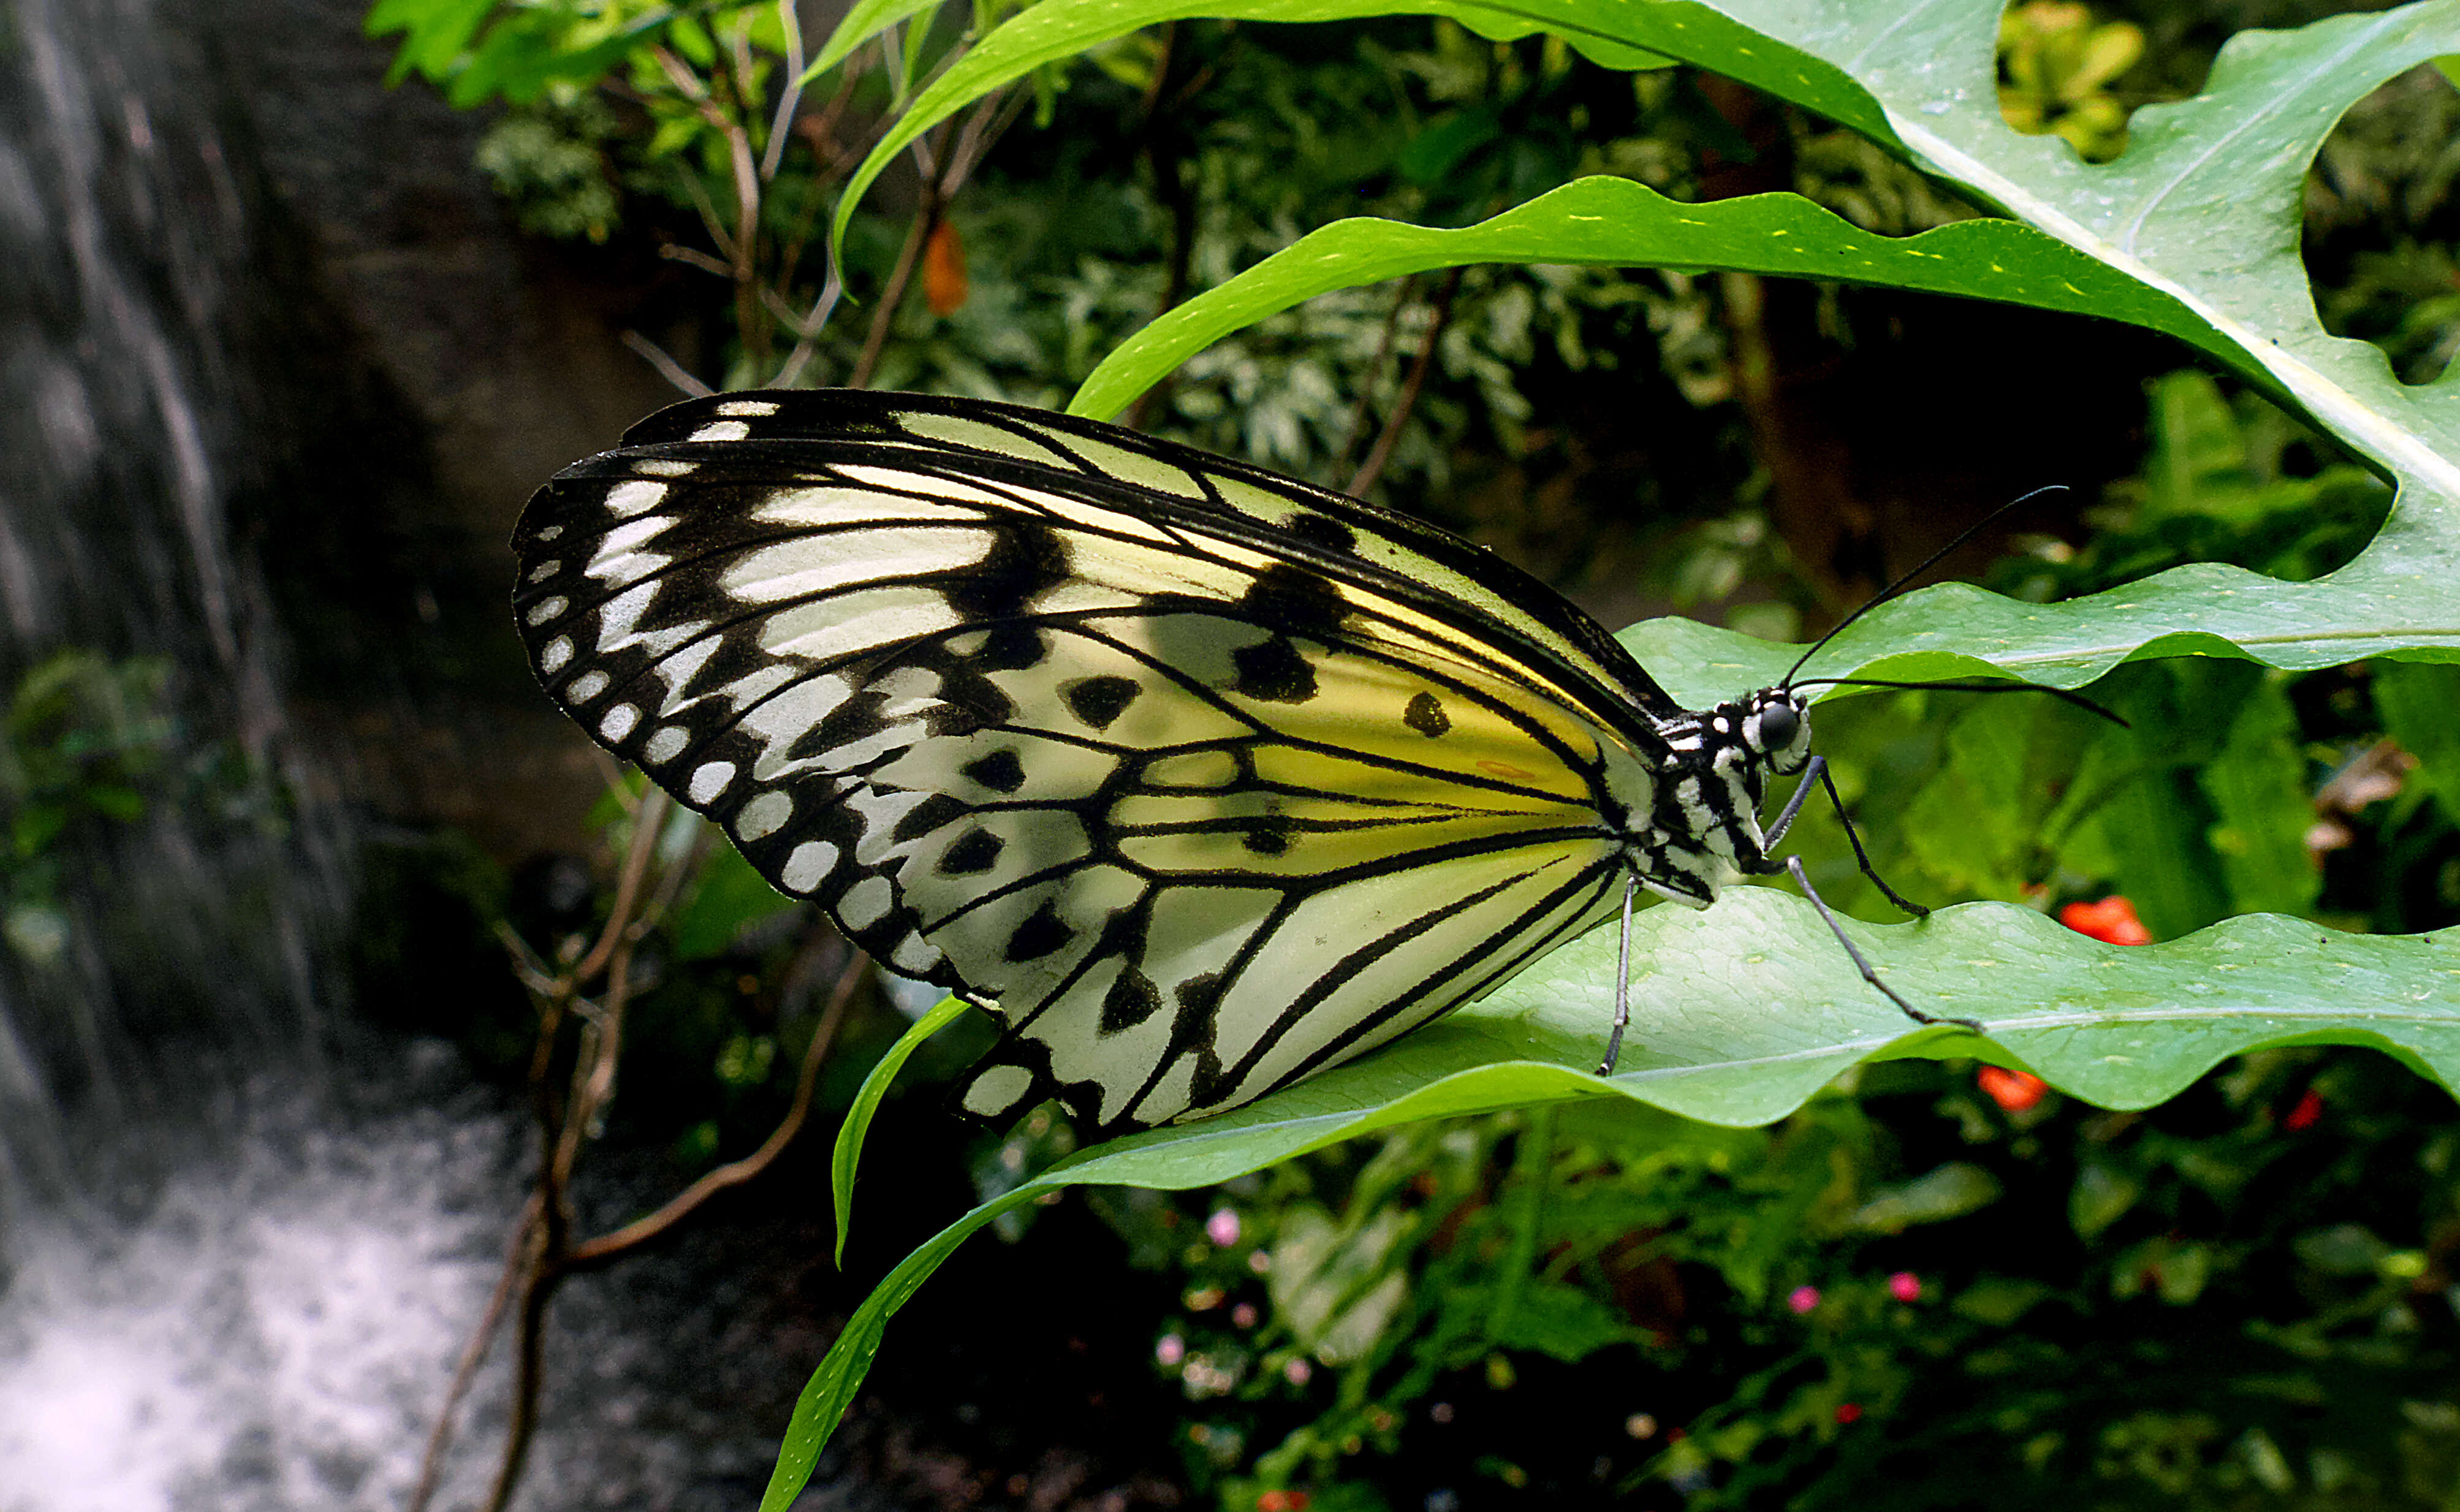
xmin=1347 ymin=266 xmax=1462 ymax=499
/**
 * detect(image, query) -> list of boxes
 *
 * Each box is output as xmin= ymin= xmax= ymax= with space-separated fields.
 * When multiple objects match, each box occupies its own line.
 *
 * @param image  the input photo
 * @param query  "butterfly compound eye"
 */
xmin=1756 ymin=701 xmax=1800 ymax=751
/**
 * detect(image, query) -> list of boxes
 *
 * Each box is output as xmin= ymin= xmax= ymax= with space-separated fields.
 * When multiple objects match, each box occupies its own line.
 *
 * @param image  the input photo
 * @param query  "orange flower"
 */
xmin=2059 ymin=895 xmax=2152 ymax=945
xmin=1978 ymin=1066 xmax=2048 ymax=1112
xmin=923 ymin=220 xmax=968 ymax=315
xmin=1258 ymin=1492 xmax=1311 ymax=1511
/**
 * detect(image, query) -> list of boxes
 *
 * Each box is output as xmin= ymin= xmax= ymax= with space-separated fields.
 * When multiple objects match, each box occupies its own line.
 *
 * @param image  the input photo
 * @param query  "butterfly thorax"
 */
xmin=1617 ymin=686 xmax=1813 ymax=910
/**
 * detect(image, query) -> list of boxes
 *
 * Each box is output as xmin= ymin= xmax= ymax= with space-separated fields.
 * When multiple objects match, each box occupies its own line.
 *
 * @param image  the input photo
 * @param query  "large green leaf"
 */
xmin=832 ymin=0 xmax=2460 ymax=670
xmin=763 ymin=883 xmax=2460 ymax=1508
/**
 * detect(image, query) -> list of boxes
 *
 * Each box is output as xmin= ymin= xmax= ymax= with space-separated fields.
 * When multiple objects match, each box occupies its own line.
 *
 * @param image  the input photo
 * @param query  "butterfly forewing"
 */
xmin=514 ymin=390 xmax=1672 ymax=1134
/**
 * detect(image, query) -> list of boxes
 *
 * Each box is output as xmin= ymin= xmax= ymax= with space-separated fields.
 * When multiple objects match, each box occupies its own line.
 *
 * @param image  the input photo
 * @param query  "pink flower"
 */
xmin=1284 ymin=1357 xmax=1313 ymax=1386
xmin=1232 ymin=1302 xmax=1259 ymax=1329
xmin=1887 ymin=1272 xmax=1922 ymax=1303
xmin=1155 ymin=1334 xmax=1185 ymax=1367
xmin=1207 ymin=1208 xmax=1241 ymax=1247
xmin=1788 ymin=1286 xmax=1820 ymax=1315
xmin=1835 ymin=1403 xmax=1862 ymax=1425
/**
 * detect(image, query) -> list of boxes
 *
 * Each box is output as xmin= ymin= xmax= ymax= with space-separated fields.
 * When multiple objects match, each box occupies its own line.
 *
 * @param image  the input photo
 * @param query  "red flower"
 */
xmin=2283 ymin=1088 xmax=2325 ymax=1131
xmin=1887 ymin=1272 xmax=1923 ymax=1303
xmin=2060 ymin=896 xmax=2152 ymax=946
xmin=1978 ymin=1066 xmax=2048 ymax=1112
xmin=1835 ymin=1403 xmax=1863 ymax=1424
xmin=1258 ymin=1493 xmax=1311 ymax=1512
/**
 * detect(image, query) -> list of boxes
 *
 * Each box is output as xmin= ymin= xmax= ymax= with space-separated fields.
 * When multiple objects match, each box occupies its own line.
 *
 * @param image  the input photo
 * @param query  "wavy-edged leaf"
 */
xmin=826 ymin=0 xmax=1907 ymax=255
xmin=830 ymin=0 xmax=2460 ymax=670
xmin=1067 ymin=178 xmax=2252 ymax=419
xmin=761 ymin=884 xmax=2460 ymax=1509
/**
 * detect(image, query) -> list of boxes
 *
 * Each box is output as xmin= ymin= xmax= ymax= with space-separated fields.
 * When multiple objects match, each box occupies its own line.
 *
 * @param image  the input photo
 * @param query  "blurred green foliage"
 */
xmin=1 ymin=653 xmax=177 ymax=966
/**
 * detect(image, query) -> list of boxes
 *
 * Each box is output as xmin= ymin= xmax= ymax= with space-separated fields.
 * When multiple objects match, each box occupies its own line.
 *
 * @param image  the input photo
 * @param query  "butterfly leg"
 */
xmin=1596 ymin=872 xmax=1641 ymax=1076
xmin=1765 ymin=757 xmax=1929 ymax=918
xmin=1785 ymin=854 xmax=1981 ymax=1033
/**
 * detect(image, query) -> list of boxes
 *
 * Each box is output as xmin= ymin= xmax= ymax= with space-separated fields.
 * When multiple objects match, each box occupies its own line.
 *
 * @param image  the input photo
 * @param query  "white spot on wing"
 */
xmin=750 ymin=487 xmax=984 ymax=531
xmin=565 ymin=670 xmax=609 ymax=703
xmin=735 ymin=790 xmax=792 ymax=840
xmin=599 ymin=704 xmax=639 ymax=742
xmin=839 ymin=875 xmax=893 ymax=930
xmin=527 ymin=561 xmax=560 ymax=583
xmin=688 ymin=761 xmax=737 ymax=804
xmin=539 ymin=637 xmax=574 ymax=674
xmin=636 ymin=458 xmax=697 ymax=476
xmin=689 ymin=420 xmax=751 ymax=441
xmin=781 ymin=840 xmax=839 ymax=892
xmin=715 ymin=399 xmax=780 ymax=417
xmin=643 ymin=726 xmax=689 ymax=764
xmin=525 ymin=596 xmax=568 ymax=627
xmin=606 ymin=480 xmax=669 ymax=517
xmin=721 ymin=527 xmax=993 ymax=604
xmin=890 ymin=934 xmax=942 ymax=975
xmin=536 ymin=525 xmax=564 ymax=542
xmin=962 ymin=1063 xmax=1035 ymax=1115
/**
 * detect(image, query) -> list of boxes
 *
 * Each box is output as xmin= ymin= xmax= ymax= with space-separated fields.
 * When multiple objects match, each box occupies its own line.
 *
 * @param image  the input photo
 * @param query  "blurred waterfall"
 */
xmin=0 ymin=0 xmax=346 ymax=1205
xmin=0 ymin=7 xmax=865 ymax=1508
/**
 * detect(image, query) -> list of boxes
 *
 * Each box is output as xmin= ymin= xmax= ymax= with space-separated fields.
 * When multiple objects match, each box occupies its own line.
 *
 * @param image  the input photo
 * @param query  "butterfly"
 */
xmin=511 ymin=389 xmax=1984 ymax=1138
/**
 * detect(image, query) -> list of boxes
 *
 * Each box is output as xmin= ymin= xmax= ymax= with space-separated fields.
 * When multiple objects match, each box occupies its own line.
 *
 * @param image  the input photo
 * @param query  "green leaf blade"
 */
xmin=830 ymin=996 xmax=971 ymax=1266
xmin=1065 ymin=179 xmax=2244 ymax=423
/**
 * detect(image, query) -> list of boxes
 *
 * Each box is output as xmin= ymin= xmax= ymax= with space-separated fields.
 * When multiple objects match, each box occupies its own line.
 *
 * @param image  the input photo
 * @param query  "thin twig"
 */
xmin=568 ymin=951 xmax=867 ymax=1267
xmin=660 ymin=243 xmax=737 ymax=279
xmin=577 ymin=790 xmax=672 ymax=983
xmin=621 ymin=330 xmax=715 ymax=398
xmin=1347 ymin=265 xmax=1463 ymax=499
xmin=406 ymin=1196 xmax=541 ymax=1512
xmin=770 ymin=267 xmax=845 ymax=389
xmin=759 ymin=0 xmax=806 ymax=183
xmin=1334 ymin=275 xmax=1419 ymax=474
xmin=850 ymin=123 xmax=955 ymax=389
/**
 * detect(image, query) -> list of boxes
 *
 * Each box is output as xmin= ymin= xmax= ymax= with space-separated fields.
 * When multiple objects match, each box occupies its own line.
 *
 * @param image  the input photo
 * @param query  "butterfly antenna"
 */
xmin=1781 ymin=484 xmax=2070 ymax=689
xmin=1790 ymin=676 xmax=2129 ymax=728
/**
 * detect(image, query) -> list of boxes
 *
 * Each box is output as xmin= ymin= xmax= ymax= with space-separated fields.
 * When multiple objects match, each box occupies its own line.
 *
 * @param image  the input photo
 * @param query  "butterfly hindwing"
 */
xmin=514 ymin=391 xmax=1674 ymax=1134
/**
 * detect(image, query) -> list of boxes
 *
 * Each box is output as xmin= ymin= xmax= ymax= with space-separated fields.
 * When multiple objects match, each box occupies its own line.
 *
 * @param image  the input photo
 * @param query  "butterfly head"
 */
xmin=1739 ymin=686 xmax=1813 ymax=775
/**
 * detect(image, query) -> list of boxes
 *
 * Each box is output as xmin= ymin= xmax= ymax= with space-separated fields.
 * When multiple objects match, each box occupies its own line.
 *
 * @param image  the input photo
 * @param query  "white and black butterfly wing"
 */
xmin=513 ymin=390 xmax=1674 ymax=1134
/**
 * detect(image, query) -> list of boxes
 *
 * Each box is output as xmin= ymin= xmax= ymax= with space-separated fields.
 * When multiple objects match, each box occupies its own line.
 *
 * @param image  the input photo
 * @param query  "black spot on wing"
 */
xmin=1237 ymin=563 xmax=1348 ymax=642
xmin=1175 ymin=971 xmax=1224 ymax=1018
xmin=971 ymin=624 xmax=1048 ymax=673
xmin=1240 ymin=815 xmax=1293 ymax=856
xmin=1283 ymin=512 xmax=1357 ymax=553
xmin=961 ymin=748 xmax=1027 ymax=794
xmin=939 ymin=827 xmax=1004 ymax=876
xmin=947 ymin=517 xmax=1069 ymax=620
xmin=920 ymin=652 xmax=1017 ymax=733
xmin=1005 ymin=899 xmax=1075 ymax=962
xmin=894 ymin=792 xmax=968 ymax=843
xmin=1230 ymin=636 xmax=1316 ymax=704
xmin=1403 ymin=691 xmax=1451 ymax=738
xmin=1062 ymin=674 xmax=1142 ymax=732
xmin=1099 ymin=966 xmax=1161 ymax=1033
